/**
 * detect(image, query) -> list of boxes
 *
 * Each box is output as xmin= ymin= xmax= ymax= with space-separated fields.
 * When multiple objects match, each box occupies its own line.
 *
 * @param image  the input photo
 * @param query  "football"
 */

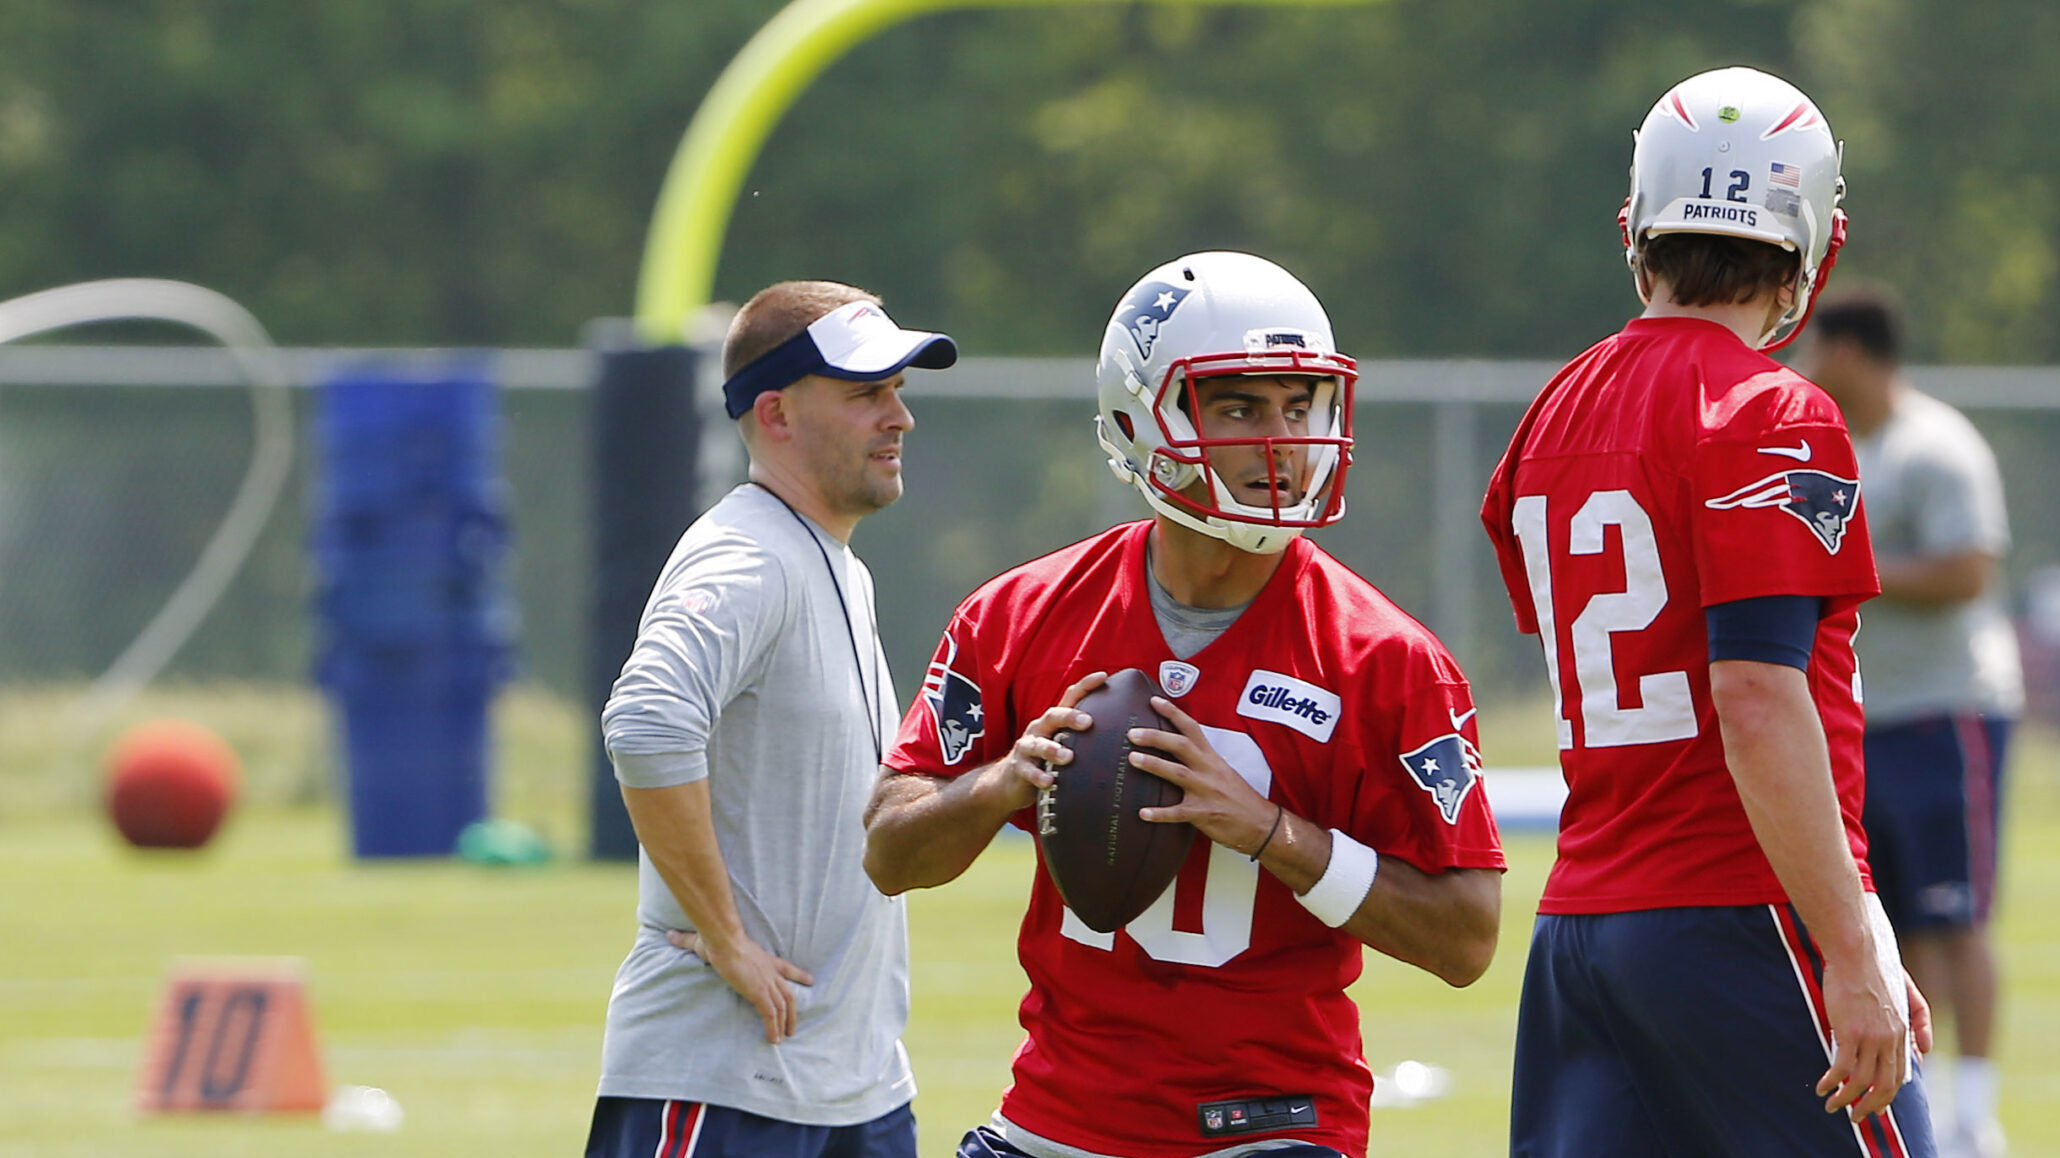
xmin=1036 ymin=668 xmax=1196 ymax=933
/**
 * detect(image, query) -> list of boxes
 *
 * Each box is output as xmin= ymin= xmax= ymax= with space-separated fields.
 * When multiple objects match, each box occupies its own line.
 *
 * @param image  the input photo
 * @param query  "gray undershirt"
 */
xmin=1146 ymin=562 xmax=1250 ymax=659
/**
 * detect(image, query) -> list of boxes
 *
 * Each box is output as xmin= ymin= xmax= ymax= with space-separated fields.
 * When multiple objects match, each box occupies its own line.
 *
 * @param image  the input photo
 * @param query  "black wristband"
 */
xmin=1249 ymin=803 xmax=1285 ymax=862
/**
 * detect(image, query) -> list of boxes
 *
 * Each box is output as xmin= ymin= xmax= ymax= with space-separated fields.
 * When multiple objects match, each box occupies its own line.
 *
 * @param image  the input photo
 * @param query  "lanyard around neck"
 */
xmin=751 ymin=483 xmax=883 ymax=764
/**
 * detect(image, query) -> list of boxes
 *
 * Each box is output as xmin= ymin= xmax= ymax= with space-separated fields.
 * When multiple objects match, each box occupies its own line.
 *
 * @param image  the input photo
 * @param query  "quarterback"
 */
xmin=1482 ymin=67 xmax=1936 ymax=1157
xmin=865 ymin=252 xmax=1505 ymax=1158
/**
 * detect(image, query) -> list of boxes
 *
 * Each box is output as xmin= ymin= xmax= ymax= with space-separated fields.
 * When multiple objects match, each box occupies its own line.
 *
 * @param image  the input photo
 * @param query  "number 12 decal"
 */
xmin=1698 ymin=167 xmax=1752 ymax=203
xmin=1512 ymin=491 xmax=1697 ymax=750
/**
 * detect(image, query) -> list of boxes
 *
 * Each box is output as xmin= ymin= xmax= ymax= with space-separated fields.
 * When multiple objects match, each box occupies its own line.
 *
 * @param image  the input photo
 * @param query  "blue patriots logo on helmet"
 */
xmin=1121 ymin=281 xmax=1191 ymax=360
xmin=921 ymin=634 xmax=985 ymax=765
xmin=1704 ymin=468 xmax=1861 ymax=554
xmin=1399 ymin=733 xmax=1481 ymax=824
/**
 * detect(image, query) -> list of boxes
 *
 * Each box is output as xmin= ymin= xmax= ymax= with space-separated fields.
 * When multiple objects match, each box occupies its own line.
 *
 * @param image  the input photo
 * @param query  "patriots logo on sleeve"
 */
xmin=1121 ymin=281 xmax=1191 ymax=360
xmin=1704 ymin=468 xmax=1861 ymax=554
xmin=1399 ymin=733 xmax=1482 ymax=825
xmin=921 ymin=633 xmax=985 ymax=765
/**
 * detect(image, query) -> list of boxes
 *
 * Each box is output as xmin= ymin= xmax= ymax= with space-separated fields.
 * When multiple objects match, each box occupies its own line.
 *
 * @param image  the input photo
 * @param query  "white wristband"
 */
xmin=1296 ymin=829 xmax=1379 ymax=928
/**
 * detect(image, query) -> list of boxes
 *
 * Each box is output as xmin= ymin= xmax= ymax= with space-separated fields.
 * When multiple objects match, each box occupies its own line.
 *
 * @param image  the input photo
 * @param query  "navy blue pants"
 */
xmin=1510 ymin=906 xmax=1934 ymax=1158
xmin=1863 ymin=713 xmax=2011 ymax=932
xmin=957 ymin=1124 xmax=1343 ymax=1158
xmin=585 ymin=1097 xmax=916 ymax=1158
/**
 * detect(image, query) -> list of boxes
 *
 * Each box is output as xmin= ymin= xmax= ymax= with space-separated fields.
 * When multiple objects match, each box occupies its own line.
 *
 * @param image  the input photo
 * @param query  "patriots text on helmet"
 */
xmin=1681 ymin=203 xmax=1760 ymax=227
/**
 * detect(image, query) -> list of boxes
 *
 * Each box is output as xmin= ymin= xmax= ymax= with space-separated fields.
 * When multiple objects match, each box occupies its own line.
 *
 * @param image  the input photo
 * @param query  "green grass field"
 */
xmin=3 ymin=684 xmax=2058 ymax=1155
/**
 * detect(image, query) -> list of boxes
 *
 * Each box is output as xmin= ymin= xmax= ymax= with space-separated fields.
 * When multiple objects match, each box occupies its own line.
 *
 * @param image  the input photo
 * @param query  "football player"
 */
xmin=1480 ymin=67 xmax=1937 ymax=1157
xmin=865 ymin=251 xmax=1506 ymax=1158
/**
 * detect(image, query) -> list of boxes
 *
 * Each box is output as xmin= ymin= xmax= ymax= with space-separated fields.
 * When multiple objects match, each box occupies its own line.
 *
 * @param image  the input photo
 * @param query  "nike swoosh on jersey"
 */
xmin=1757 ymin=440 xmax=1812 ymax=461
xmin=1448 ymin=707 xmax=1478 ymax=731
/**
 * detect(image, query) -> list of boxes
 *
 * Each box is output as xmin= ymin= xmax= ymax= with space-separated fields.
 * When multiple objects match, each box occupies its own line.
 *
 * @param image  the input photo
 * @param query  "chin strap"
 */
xmin=1759 ymin=207 xmax=1848 ymax=352
xmin=1139 ymin=483 xmax=1299 ymax=556
xmin=1619 ymin=199 xmax=1657 ymax=304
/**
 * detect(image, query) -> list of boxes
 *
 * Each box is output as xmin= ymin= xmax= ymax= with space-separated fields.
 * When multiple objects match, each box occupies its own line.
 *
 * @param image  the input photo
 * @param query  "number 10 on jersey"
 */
xmin=1511 ymin=491 xmax=1699 ymax=751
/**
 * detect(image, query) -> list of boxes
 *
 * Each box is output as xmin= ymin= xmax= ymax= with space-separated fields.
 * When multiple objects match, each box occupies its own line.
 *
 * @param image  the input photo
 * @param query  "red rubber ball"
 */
xmin=104 ymin=720 xmax=242 ymax=849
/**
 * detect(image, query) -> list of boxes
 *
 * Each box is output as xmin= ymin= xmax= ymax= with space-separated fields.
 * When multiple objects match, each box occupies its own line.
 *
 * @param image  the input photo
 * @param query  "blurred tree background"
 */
xmin=0 ymin=0 xmax=2054 ymax=361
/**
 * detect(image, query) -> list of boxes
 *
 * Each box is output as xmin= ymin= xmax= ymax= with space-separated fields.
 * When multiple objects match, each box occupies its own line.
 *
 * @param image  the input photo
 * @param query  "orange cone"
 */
xmin=135 ymin=958 xmax=326 ymax=1113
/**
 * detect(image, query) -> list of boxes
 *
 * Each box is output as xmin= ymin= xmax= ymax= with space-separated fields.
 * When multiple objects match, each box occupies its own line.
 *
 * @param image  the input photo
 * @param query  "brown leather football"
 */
xmin=1035 ymin=668 xmax=1197 ymax=933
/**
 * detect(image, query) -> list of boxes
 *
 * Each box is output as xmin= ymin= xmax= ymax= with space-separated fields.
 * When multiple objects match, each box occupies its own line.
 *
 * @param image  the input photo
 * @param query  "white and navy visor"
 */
xmin=723 ymin=300 xmax=958 ymax=419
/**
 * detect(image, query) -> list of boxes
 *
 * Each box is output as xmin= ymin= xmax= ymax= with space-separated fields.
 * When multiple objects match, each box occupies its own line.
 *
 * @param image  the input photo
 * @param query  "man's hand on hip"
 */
xmin=668 ymin=929 xmax=816 ymax=1045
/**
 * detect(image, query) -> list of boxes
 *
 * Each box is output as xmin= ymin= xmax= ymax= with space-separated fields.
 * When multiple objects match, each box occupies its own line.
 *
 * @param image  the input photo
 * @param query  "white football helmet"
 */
xmin=1095 ymin=252 xmax=1355 ymax=555
xmin=1623 ymin=66 xmax=1848 ymax=349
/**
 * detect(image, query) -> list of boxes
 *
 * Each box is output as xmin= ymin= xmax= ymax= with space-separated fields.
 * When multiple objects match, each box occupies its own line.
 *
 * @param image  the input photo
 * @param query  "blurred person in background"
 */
xmin=587 ymin=281 xmax=956 ymax=1158
xmin=1805 ymin=290 xmax=2022 ymax=1158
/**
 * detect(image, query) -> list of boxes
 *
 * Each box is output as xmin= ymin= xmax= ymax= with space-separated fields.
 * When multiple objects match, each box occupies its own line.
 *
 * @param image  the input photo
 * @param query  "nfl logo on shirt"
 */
xmin=1158 ymin=661 xmax=1200 ymax=698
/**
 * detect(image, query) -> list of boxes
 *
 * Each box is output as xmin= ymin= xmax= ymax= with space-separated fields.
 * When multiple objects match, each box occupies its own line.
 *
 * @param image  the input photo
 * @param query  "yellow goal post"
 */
xmin=633 ymin=0 xmax=1383 ymax=344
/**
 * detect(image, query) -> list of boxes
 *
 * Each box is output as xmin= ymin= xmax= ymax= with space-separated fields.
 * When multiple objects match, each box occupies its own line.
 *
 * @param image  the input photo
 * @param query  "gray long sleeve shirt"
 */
xmin=598 ymin=483 xmax=913 ymax=1125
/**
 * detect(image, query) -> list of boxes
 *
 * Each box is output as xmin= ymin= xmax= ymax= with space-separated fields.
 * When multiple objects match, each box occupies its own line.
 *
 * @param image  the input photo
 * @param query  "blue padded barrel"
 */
xmin=313 ymin=362 xmax=514 ymax=858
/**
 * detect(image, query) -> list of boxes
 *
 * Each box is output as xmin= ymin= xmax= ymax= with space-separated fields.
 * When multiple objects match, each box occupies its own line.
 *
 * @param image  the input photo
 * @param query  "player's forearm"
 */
xmin=1875 ymin=549 xmax=1992 ymax=605
xmin=1258 ymin=812 xmax=1499 ymax=986
xmin=862 ymin=766 xmax=1017 ymax=894
xmin=1347 ymin=859 xmax=1501 ymax=987
xmin=619 ymin=781 xmax=752 ymax=951
xmin=1711 ymin=660 xmax=1872 ymax=967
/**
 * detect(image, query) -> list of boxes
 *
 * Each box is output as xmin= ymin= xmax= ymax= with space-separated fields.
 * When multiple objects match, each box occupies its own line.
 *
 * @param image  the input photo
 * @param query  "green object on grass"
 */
xmin=456 ymin=818 xmax=553 ymax=866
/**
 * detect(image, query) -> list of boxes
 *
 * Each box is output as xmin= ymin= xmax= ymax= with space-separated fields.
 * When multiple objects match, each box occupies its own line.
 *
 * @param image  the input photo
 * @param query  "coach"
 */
xmin=1806 ymin=291 xmax=2022 ymax=1158
xmin=586 ymin=281 xmax=956 ymax=1158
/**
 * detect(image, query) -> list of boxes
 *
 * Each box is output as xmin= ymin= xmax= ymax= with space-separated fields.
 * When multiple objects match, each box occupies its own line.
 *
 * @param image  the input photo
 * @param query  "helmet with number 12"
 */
xmin=1624 ymin=66 xmax=1847 ymax=350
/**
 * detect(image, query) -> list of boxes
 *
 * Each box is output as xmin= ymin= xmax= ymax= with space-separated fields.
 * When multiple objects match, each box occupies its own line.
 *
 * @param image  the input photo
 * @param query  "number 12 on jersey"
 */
xmin=1510 ymin=491 xmax=1699 ymax=751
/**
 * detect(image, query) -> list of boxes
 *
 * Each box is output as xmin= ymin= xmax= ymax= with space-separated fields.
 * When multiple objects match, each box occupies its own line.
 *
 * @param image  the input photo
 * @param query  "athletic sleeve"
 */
xmin=1705 ymin=594 xmax=1822 ymax=669
xmin=1691 ymin=401 xmax=1878 ymax=607
xmin=885 ymin=603 xmax=1011 ymax=779
xmin=1344 ymin=648 xmax=1506 ymax=874
xmin=602 ymin=528 xmax=791 ymax=788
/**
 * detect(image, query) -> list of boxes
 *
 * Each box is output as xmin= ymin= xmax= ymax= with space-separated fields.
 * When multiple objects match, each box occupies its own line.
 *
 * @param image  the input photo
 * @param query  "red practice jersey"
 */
xmin=1481 ymin=316 xmax=1880 ymax=914
xmin=886 ymin=521 xmax=1505 ymax=1158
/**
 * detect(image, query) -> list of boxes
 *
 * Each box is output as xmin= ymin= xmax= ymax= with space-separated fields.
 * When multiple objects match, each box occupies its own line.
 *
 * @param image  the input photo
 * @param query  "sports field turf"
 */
xmin=3 ymin=688 xmax=2058 ymax=1155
